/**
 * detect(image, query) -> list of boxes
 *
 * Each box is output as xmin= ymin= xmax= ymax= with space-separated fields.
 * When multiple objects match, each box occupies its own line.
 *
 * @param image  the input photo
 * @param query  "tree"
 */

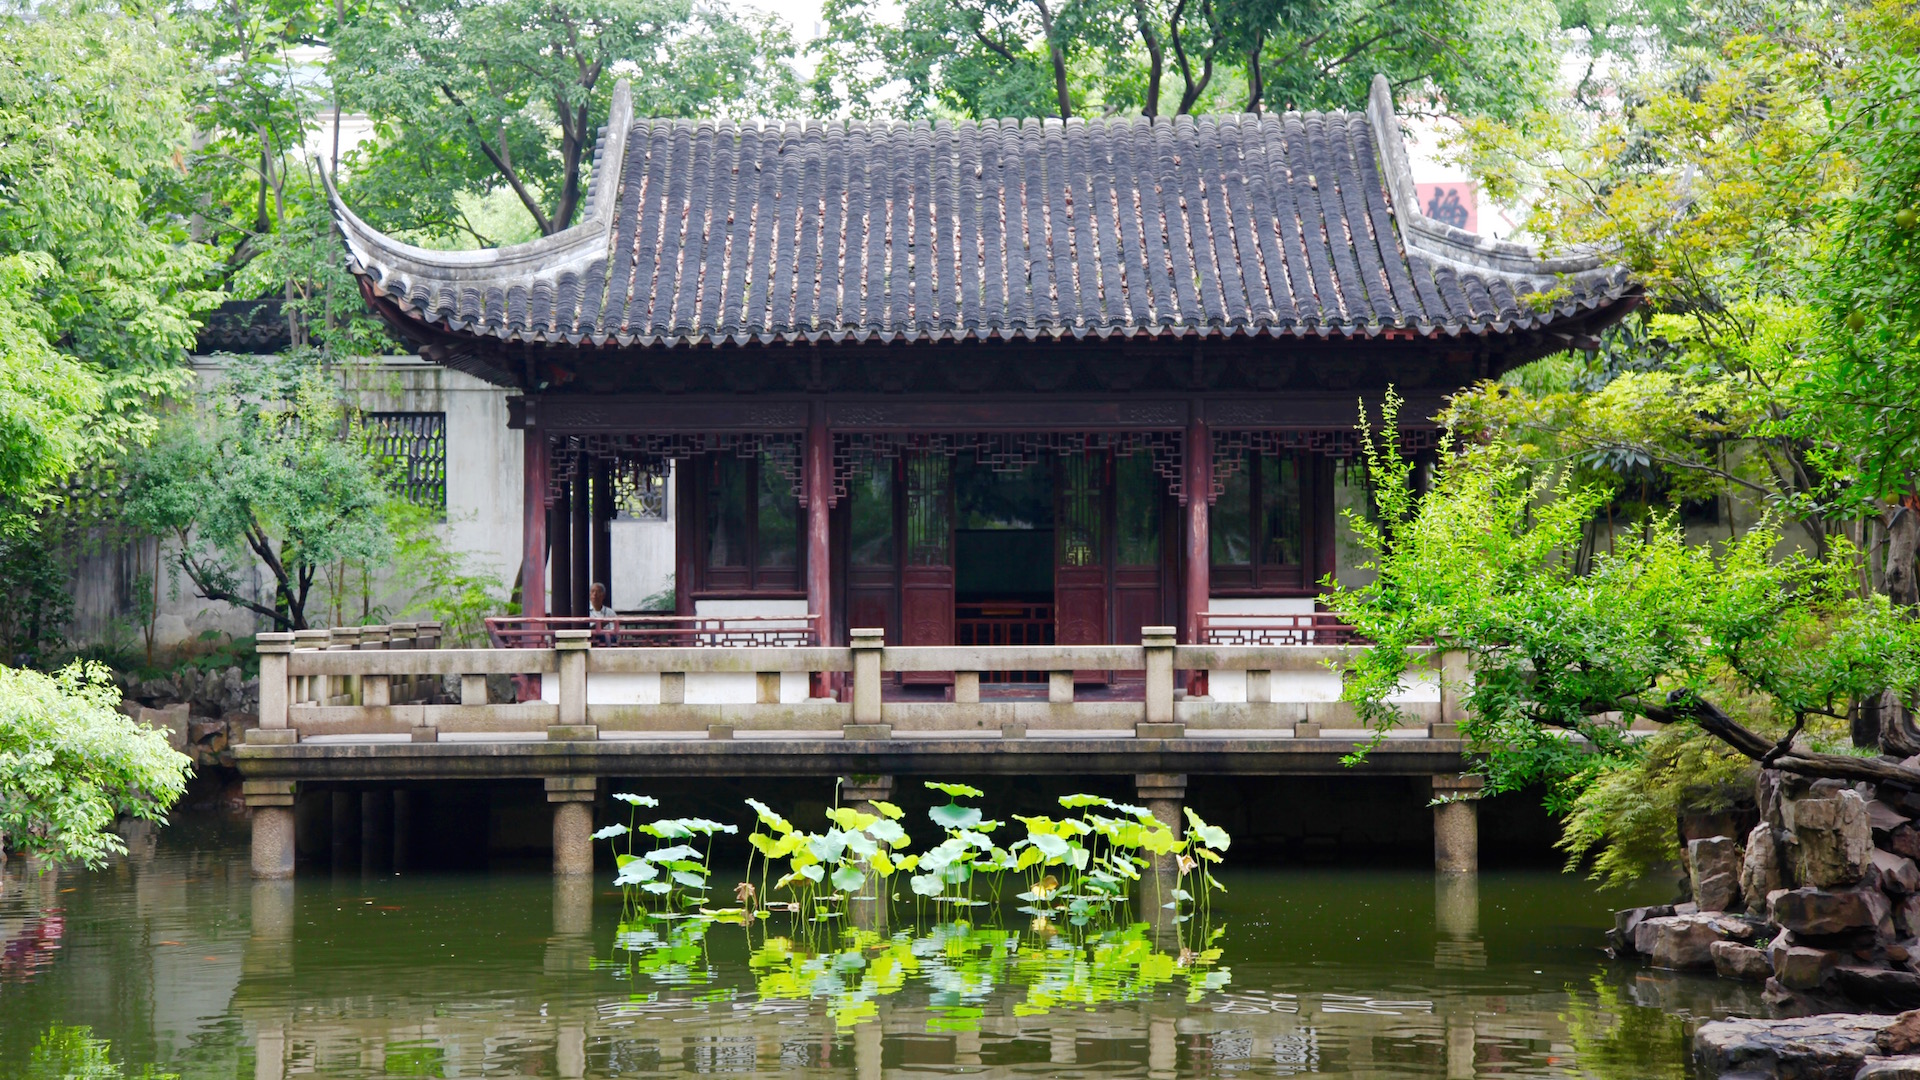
xmin=123 ymin=351 xmax=393 ymax=631
xmin=1328 ymin=409 xmax=1920 ymax=881
xmin=0 ymin=662 xmax=192 ymax=867
xmin=332 ymin=0 xmax=802 ymax=241
xmin=813 ymin=0 xmax=1557 ymax=120
xmin=0 ymin=1 xmax=217 ymax=529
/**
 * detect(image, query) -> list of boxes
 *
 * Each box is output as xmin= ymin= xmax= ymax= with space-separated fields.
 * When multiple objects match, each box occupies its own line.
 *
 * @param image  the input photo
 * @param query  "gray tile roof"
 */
xmin=329 ymin=76 xmax=1632 ymax=349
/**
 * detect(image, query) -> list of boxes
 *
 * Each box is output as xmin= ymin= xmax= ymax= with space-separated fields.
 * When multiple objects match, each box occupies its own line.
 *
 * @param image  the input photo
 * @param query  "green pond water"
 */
xmin=0 ymin=818 xmax=1763 ymax=1078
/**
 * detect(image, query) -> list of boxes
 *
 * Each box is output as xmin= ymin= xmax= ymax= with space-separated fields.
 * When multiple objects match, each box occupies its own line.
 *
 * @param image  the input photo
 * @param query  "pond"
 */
xmin=0 ymin=817 xmax=1762 ymax=1079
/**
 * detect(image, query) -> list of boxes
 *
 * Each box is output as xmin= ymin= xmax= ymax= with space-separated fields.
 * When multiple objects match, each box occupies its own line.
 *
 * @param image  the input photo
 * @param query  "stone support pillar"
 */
xmin=1434 ymin=871 xmax=1486 ymax=969
xmin=547 ymin=777 xmax=597 ymax=876
xmin=843 ymin=776 xmax=892 ymax=931
xmin=1432 ymin=774 xmax=1484 ymax=873
xmin=245 ymin=781 xmax=297 ymax=879
xmin=1136 ymin=773 xmax=1186 ymax=926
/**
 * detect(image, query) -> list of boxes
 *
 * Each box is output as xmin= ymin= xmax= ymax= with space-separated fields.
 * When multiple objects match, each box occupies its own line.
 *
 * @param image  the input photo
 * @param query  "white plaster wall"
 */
xmin=68 ymin=355 xmax=530 ymax=651
xmin=610 ymin=469 xmax=676 ymax=610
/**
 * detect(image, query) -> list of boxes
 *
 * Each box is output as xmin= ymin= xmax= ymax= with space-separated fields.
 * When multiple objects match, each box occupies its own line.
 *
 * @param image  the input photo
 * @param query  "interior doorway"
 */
xmin=953 ymin=458 xmax=1054 ymax=671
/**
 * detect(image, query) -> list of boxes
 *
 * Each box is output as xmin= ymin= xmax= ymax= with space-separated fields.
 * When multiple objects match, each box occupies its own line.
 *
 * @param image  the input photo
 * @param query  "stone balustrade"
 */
xmin=253 ymin=626 xmax=1461 ymax=745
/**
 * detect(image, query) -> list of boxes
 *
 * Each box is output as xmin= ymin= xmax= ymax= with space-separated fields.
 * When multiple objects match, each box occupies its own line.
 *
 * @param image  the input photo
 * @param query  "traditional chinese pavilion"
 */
xmin=327 ymin=75 xmax=1634 ymax=654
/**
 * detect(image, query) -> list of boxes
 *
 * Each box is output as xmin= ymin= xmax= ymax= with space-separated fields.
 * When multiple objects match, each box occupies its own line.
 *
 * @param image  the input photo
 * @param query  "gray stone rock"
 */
xmin=1899 ymin=898 xmax=1920 ymax=941
xmin=1878 ymin=851 xmax=1920 ymax=896
xmin=1695 ymin=1013 xmax=1897 ymax=1080
xmin=1694 ymin=835 xmax=1747 ymax=912
xmin=1748 ymin=824 xmax=1792 ymax=902
xmin=1714 ymin=940 xmax=1775 ymax=982
xmin=1773 ymin=887 xmax=1894 ymax=939
xmin=1873 ymin=802 xmax=1915 ymax=836
xmin=1835 ymin=966 xmax=1920 ymax=1010
xmin=1611 ymin=905 xmax=1675 ymax=956
xmin=1776 ymin=945 xmax=1840 ymax=990
xmin=1785 ymin=791 xmax=1876 ymax=887
xmin=1635 ymin=913 xmax=1749 ymax=970
xmin=1856 ymin=1056 xmax=1920 ymax=1080
xmin=1890 ymin=826 xmax=1920 ymax=865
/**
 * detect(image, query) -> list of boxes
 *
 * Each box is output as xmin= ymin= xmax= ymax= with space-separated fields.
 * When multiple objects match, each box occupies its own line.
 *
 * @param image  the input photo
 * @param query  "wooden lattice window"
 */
xmin=364 ymin=412 xmax=447 ymax=510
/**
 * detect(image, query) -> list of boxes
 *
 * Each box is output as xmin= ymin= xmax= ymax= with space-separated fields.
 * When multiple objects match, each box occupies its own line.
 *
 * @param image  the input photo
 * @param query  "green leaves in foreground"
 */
xmin=0 ymin=663 xmax=191 ymax=867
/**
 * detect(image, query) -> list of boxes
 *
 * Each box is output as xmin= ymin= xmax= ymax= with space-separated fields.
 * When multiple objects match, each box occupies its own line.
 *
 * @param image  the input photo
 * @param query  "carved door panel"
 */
xmin=1056 ymin=452 xmax=1109 ymax=680
xmin=842 ymin=453 xmax=899 ymax=647
xmin=1112 ymin=451 xmax=1168 ymax=647
xmin=902 ymin=452 xmax=954 ymax=684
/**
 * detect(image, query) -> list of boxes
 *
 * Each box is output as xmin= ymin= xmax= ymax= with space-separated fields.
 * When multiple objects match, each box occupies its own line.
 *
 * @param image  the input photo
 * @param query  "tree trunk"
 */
xmin=1876 ymin=500 xmax=1920 ymax=755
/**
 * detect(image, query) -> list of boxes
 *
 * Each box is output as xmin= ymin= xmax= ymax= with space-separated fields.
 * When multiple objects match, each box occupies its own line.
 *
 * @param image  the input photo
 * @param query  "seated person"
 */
xmin=588 ymin=583 xmax=617 ymax=619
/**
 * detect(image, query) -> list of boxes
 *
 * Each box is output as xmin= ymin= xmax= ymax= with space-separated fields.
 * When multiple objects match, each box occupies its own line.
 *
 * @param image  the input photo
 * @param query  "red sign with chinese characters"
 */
xmin=1414 ymin=182 xmax=1477 ymax=233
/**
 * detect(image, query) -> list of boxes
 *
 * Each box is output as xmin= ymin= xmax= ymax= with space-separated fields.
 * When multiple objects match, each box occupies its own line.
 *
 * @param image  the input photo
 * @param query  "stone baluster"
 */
xmin=549 ymin=629 xmax=594 ymax=740
xmin=1139 ymin=626 xmax=1182 ymax=738
xmin=846 ymin=628 xmax=888 ymax=739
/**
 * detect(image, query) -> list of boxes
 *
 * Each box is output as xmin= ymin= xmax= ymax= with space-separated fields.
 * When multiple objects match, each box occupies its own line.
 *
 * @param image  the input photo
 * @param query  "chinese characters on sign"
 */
xmin=1414 ymin=183 xmax=1477 ymax=232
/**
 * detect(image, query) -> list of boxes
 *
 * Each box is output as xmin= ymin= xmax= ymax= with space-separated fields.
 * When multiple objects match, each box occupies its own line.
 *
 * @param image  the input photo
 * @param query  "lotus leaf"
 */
xmin=924 ymin=781 xmax=984 ymax=798
xmin=640 ymin=881 xmax=673 ymax=894
xmin=808 ymin=831 xmax=847 ymax=863
xmin=870 ymin=800 xmax=905 ymax=820
xmin=799 ymin=864 xmax=825 ymax=883
xmin=645 ymin=843 xmax=702 ymax=863
xmin=830 ymin=865 xmax=866 ymax=892
xmin=613 ymin=793 xmax=659 ymax=806
xmin=745 ymin=798 xmax=793 ymax=833
xmin=593 ymin=823 xmax=630 ymax=840
xmin=1183 ymin=807 xmax=1231 ymax=851
xmin=826 ymin=806 xmax=878 ymax=831
xmin=909 ymin=873 xmax=944 ymax=896
xmin=615 ymin=860 xmax=660 ymax=885
xmin=671 ymin=870 xmax=707 ymax=888
xmin=1030 ymin=832 xmax=1072 ymax=859
xmin=866 ymin=819 xmax=908 ymax=846
xmin=1058 ymin=794 xmax=1110 ymax=809
xmin=871 ymin=850 xmax=895 ymax=876
xmin=928 ymin=803 xmax=982 ymax=830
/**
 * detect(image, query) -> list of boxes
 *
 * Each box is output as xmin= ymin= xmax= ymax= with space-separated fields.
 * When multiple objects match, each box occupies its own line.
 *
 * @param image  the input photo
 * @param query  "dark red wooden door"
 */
xmin=901 ymin=452 xmax=954 ymax=683
xmin=1056 ymin=453 xmax=1109 ymax=675
xmin=1112 ymin=450 xmax=1169 ymax=646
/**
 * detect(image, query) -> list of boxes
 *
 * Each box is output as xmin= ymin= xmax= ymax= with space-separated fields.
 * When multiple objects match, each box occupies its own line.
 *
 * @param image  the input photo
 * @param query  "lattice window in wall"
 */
xmin=364 ymin=412 xmax=447 ymax=510
xmin=615 ymin=462 xmax=670 ymax=521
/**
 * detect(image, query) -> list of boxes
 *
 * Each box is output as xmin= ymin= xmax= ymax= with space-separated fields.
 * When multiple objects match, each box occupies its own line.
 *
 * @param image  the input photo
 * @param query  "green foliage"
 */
xmin=1558 ymin=975 xmax=1692 ymax=1080
xmin=0 ymin=526 xmax=76 ymax=669
xmin=0 ymin=663 xmax=193 ymax=867
xmin=1559 ymin=725 xmax=1758 ymax=886
xmin=1329 ymin=400 xmax=1920 ymax=877
xmin=123 ymin=350 xmax=393 ymax=631
xmin=333 ymin=0 xmax=801 ymax=240
xmin=0 ymin=1 xmax=216 ymax=529
xmin=1802 ymin=5 xmax=1920 ymax=504
xmin=813 ymin=0 xmax=1557 ymax=120
xmin=24 ymin=1026 xmax=177 ymax=1080
xmin=372 ymin=502 xmax=512 ymax=646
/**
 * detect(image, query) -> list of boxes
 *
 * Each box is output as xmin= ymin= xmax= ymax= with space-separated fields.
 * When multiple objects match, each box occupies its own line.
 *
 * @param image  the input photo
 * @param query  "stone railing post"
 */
xmin=390 ymin=623 xmax=417 ymax=703
xmin=1431 ymin=649 xmax=1470 ymax=739
xmin=291 ymin=629 xmax=327 ymax=705
xmin=846 ymin=628 xmax=888 ymax=739
xmin=1140 ymin=626 xmax=1181 ymax=738
xmin=256 ymin=632 xmax=292 ymax=726
xmin=359 ymin=625 xmax=391 ymax=707
xmin=328 ymin=626 xmax=361 ymax=704
xmin=550 ymin=629 xmax=594 ymax=739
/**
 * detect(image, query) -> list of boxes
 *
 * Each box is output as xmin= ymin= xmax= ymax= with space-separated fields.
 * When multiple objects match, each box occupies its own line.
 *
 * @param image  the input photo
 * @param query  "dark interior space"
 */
xmin=289 ymin=774 xmax=1566 ymax=875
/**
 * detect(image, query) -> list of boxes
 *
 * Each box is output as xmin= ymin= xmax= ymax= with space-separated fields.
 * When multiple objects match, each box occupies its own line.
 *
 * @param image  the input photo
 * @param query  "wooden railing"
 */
xmin=485 ymin=614 xmax=820 ymax=648
xmin=1199 ymin=611 xmax=1361 ymax=645
xmin=252 ymin=628 xmax=1466 ymax=744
